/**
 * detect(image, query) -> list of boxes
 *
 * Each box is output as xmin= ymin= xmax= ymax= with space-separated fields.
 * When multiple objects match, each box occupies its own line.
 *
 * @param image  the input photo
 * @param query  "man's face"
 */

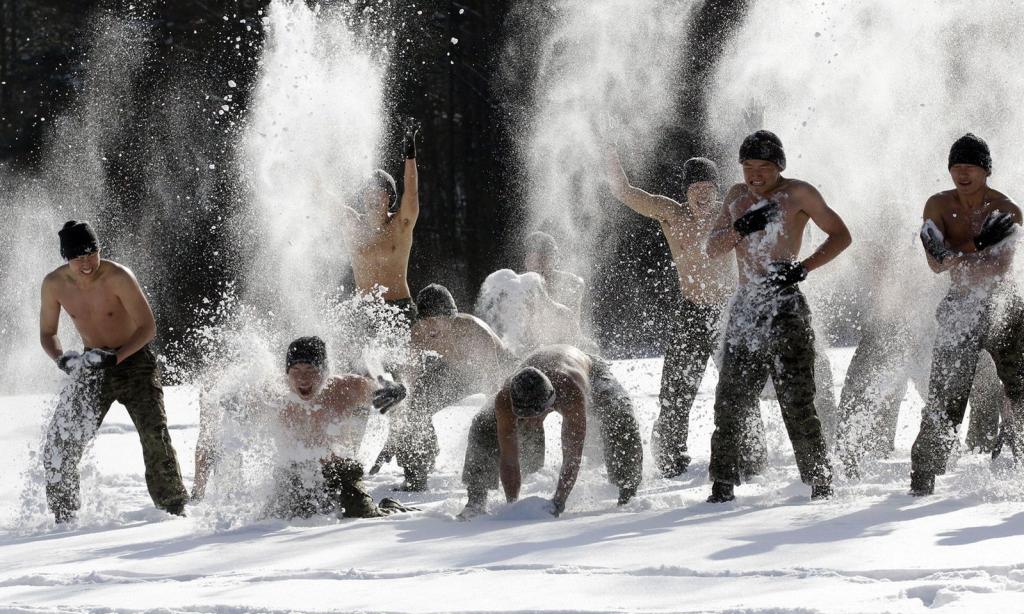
xmin=742 ymin=160 xmax=781 ymax=195
xmin=359 ymin=186 xmax=390 ymax=214
xmin=686 ymin=181 xmax=717 ymax=207
xmin=412 ymin=316 xmax=452 ymax=344
xmin=287 ymin=363 xmax=325 ymax=400
xmin=68 ymin=251 xmax=100 ymax=277
xmin=949 ymin=164 xmax=989 ymax=195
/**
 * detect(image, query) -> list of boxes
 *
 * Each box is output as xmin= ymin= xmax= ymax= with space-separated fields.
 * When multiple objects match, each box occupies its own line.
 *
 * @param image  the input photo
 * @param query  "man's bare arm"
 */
xmin=111 ymin=267 xmax=157 ymax=363
xmin=553 ymin=382 xmax=586 ymax=511
xmin=399 ymin=158 xmax=419 ymax=225
xmin=706 ymin=186 xmax=746 ymax=259
xmin=39 ymin=276 xmax=64 ymax=361
xmin=495 ymin=392 xmax=522 ymax=503
xmin=605 ymin=146 xmax=684 ymax=222
xmin=795 ymin=183 xmax=852 ymax=273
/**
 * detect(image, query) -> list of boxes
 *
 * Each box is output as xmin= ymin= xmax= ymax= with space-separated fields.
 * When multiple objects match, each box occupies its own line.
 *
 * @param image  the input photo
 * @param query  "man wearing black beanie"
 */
xmin=605 ymin=145 xmax=735 ymax=478
xmin=911 ymin=133 xmax=1024 ymax=496
xmin=369 ymin=283 xmax=517 ymax=490
xmin=703 ymin=130 xmax=851 ymax=504
xmin=39 ymin=221 xmax=189 ymax=522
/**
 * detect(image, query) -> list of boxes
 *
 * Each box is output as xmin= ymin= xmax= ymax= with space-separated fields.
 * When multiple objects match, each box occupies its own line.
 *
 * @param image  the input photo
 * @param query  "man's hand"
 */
xmin=733 ymin=200 xmax=779 ymax=237
xmin=766 ymin=261 xmax=808 ymax=287
xmin=403 ymin=117 xmax=420 ymax=160
xmin=56 ymin=351 xmax=82 ymax=374
xmin=83 ymin=348 xmax=118 ymax=369
xmin=920 ymin=222 xmax=955 ymax=263
xmin=975 ymin=211 xmax=1016 ymax=251
xmin=548 ymin=498 xmax=566 ymax=517
xmin=373 ymin=376 xmax=407 ymax=414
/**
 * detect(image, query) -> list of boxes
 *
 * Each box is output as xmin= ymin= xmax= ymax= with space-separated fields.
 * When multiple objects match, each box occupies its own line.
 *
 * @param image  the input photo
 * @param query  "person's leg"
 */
xmin=588 ymin=358 xmax=644 ymax=503
xmin=910 ymin=296 xmax=987 ymax=493
xmin=985 ymin=296 xmax=1024 ymax=463
xmin=652 ymin=302 xmax=720 ymax=477
xmin=43 ymin=369 xmax=110 ymax=522
xmin=111 ymin=347 xmax=188 ymax=513
xmin=460 ymin=404 xmax=501 ymax=513
xmin=966 ymin=351 xmax=1002 ymax=453
xmin=322 ymin=456 xmax=382 ymax=518
xmin=268 ymin=462 xmax=323 ymax=519
xmin=767 ymin=290 xmax=832 ymax=495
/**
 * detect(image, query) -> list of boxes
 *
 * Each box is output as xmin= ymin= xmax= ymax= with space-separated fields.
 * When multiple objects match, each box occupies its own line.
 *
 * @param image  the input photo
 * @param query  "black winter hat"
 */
xmin=286 ymin=336 xmax=328 ymax=371
xmin=948 ymin=133 xmax=992 ymax=174
xmin=682 ymin=157 xmax=719 ymax=189
xmin=509 ymin=367 xmax=556 ymax=418
xmin=58 ymin=221 xmax=100 ymax=260
xmin=416 ymin=283 xmax=458 ymax=319
xmin=739 ymin=130 xmax=786 ymax=170
xmin=368 ymin=169 xmax=398 ymax=212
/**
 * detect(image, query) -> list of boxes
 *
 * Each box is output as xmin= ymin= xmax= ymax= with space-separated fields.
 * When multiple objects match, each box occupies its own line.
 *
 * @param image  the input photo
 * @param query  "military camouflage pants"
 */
xmin=651 ymin=299 xmax=721 ymax=476
xmin=43 ymin=345 xmax=188 ymax=517
xmin=462 ymin=357 xmax=643 ymax=498
xmin=912 ymin=291 xmax=1024 ymax=475
xmin=709 ymin=286 xmax=832 ymax=486
xmin=268 ymin=456 xmax=380 ymax=518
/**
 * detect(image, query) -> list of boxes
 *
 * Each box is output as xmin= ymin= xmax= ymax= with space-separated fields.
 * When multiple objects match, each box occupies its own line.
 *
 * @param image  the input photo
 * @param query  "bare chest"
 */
xmin=57 ymin=283 xmax=126 ymax=325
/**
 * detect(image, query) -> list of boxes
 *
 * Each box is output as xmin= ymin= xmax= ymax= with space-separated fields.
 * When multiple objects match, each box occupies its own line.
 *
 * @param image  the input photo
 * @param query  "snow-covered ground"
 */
xmin=3 ymin=350 xmax=1024 ymax=613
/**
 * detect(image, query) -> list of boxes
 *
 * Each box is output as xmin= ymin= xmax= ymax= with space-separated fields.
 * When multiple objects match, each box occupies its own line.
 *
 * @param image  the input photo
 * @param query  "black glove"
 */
xmin=549 ymin=498 xmax=565 ymax=518
xmin=83 ymin=348 xmax=118 ymax=369
xmin=766 ymin=261 xmax=808 ymax=287
xmin=733 ymin=200 xmax=779 ymax=237
xmin=920 ymin=222 xmax=954 ymax=263
xmin=56 ymin=351 xmax=81 ymax=374
xmin=403 ymin=117 xmax=420 ymax=160
xmin=373 ymin=376 xmax=407 ymax=414
xmin=974 ymin=211 xmax=1016 ymax=251
xmin=370 ymin=440 xmax=396 ymax=475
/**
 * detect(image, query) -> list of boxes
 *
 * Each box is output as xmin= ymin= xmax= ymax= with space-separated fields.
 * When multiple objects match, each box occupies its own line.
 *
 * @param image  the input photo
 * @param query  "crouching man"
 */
xmin=458 ymin=345 xmax=643 ymax=519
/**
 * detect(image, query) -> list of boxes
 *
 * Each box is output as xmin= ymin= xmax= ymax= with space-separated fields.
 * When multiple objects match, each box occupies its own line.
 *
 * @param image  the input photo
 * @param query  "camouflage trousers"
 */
xmin=651 ymin=299 xmax=721 ymax=476
xmin=268 ymin=456 xmax=380 ymax=519
xmin=709 ymin=285 xmax=832 ymax=486
xmin=912 ymin=290 xmax=1024 ymax=476
xmin=462 ymin=357 xmax=643 ymax=498
xmin=43 ymin=345 xmax=188 ymax=517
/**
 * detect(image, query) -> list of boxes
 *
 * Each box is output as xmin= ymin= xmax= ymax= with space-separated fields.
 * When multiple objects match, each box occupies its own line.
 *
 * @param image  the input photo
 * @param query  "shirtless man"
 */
xmin=193 ymin=336 xmax=411 ymax=517
xmin=39 ymin=221 xmax=188 ymax=523
xmin=606 ymin=149 xmax=734 ymax=477
xmin=374 ymin=284 xmax=517 ymax=490
xmin=342 ymin=119 xmax=420 ymax=323
xmin=523 ymin=231 xmax=586 ymax=318
xmin=911 ymin=133 xmax=1024 ymax=496
xmin=458 ymin=344 xmax=643 ymax=519
xmin=704 ymin=130 xmax=851 ymax=503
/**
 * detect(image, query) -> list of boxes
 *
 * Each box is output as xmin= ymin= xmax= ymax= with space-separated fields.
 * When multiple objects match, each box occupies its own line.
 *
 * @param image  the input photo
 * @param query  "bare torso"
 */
xmin=349 ymin=216 xmax=414 ymax=300
xmin=411 ymin=314 xmax=511 ymax=385
xmin=724 ymin=180 xmax=814 ymax=287
xmin=660 ymin=204 xmax=736 ymax=306
xmin=925 ymin=189 xmax=1019 ymax=290
xmin=44 ymin=261 xmax=139 ymax=349
xmin=278 ymin=375 xmax=372 ymax=452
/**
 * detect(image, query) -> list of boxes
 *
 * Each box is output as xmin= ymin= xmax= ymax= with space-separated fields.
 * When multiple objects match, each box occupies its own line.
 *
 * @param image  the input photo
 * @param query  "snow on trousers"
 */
xmin=43 ymin=345 xmax=188 ymax=515
xmin=709 ymin=286 xmax=832 ymax=486
xmin=912 ymin=291 xmax=1024 ymax=475
xmin=270 ymin=456 xmax=379 ymax=518
xmin=462 ymin=357 xmax=643 ymax=497
xmin=652 ymin=298 xmax=721 ymax=475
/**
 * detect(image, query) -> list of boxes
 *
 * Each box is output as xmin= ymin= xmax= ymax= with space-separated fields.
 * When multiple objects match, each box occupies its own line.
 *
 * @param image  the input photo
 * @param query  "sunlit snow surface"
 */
xmin=3 ymin=350 xmax=1024 ymax=613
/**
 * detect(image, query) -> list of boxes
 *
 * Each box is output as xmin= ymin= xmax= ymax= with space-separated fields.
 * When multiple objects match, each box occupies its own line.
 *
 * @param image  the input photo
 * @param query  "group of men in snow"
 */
xmin=38 ymin=124 xmax=1023 ymax=523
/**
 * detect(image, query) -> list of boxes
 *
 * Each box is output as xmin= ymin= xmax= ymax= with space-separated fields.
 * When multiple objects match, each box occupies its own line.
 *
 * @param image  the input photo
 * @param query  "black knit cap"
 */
xmin=509 ymin=367 xmax=556 ymax=418
xmin=682 ymin=157 xmax=719 ymax=189
xmin=739 ymin=130 xmax=786 ymax=170
xmin=58 ymin=221 xmax=100 ymax=260
xmin=948 ymin=133 xmax=992 ymax=174
xmin=416 ymin=283 xmax=458 ymax=319
xmin=368 ymin=169 xmax=398 ymax=212
xmin=286 ymin=336 xmax=328 ymax=371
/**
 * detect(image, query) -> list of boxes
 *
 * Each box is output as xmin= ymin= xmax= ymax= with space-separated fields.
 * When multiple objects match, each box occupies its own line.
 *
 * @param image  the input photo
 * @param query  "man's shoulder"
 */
xmin=42 ymin=265 xmax=69 ymax=286
xmin=924 ymin=190 xmax=956 ymax=212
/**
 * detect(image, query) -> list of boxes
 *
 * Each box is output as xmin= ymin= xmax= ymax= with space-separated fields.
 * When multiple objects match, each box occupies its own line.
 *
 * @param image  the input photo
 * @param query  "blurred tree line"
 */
xmin=0 ymin=0 xmax=747 ymax=367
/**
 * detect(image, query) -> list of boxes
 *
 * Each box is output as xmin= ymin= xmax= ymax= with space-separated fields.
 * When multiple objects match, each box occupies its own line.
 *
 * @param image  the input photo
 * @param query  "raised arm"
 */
xmin=604 ymin=146 xmax=684 ymax=222
xmin=399 ymin=119 xmax=420 ymax=225
xmin=552 ymin=373 xmax=586 ymax=516
xmin=795 ymin=183 xmax=852 ymax=273
xmin=39 ymin=275 xmax=64 ymax=361
xmin=112 ymin=266 xmax=157 ymax=364
xmin=495 ymin=391 xmax=522 ymax=503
